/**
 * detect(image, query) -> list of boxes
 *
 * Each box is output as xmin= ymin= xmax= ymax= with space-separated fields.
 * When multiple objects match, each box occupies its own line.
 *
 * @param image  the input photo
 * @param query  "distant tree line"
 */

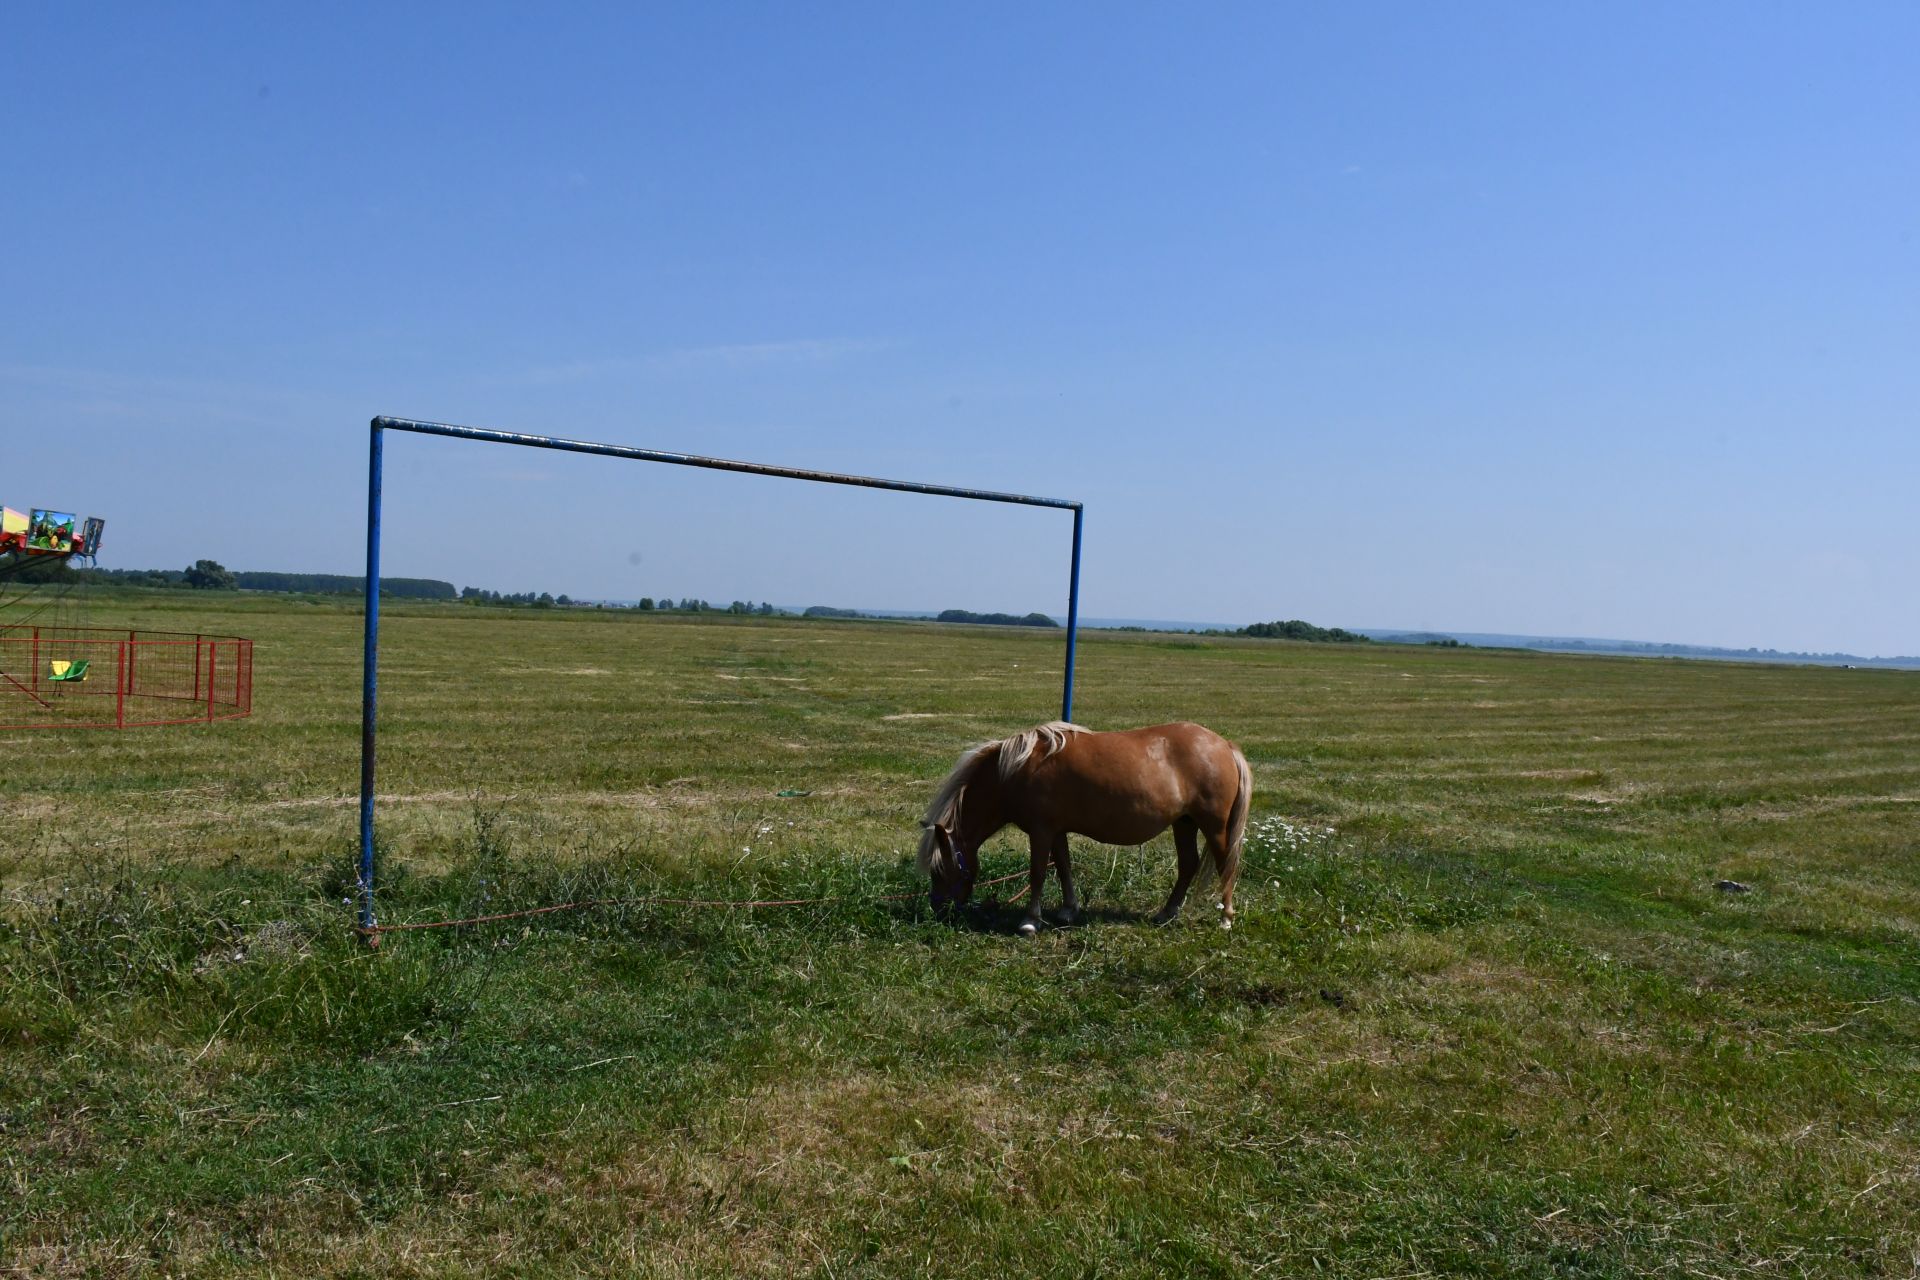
xmin=453 ymin=593 xmax=784 ymax=614
xmin=1235 ymin=619 xmax=1373 ymax=644
xmin=936 ymin=610 xmax=1059 ymax=628
xmin=461 ymin=587 xmax=569 ymax=608
xmin=65 ymin=562 xmax=457 ymax=598
xmin=621 ymin=598 xmax=779 ymax=615
xmin=1 ymin=557 xmax=85 ymax=584
xmin=24 ymin=560 xmax=1117 ymax=639
xmin=78 ymin=566 xmax=184 ymax=587
xmin=239 ymin=571 xmax=454 ymax=598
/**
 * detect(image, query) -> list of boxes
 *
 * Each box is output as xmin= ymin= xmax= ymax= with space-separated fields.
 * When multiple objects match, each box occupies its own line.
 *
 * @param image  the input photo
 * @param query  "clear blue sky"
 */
xmin=5 ymin=4 xmax=1915 ymax=654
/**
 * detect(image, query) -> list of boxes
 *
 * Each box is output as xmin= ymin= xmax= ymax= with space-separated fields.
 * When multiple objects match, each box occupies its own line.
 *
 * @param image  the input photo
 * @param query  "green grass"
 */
xmin=4 ymin=592 xmax=1917 ymax=1276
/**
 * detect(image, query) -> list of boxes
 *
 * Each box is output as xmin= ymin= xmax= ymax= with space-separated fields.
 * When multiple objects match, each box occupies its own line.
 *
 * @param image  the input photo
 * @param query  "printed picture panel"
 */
xmin=27 ymin=510 xmax=77 ymax=553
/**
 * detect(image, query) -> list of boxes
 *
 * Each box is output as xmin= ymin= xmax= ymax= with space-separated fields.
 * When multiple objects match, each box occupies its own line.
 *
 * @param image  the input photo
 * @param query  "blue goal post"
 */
xmin=358 ymin=415 xmax=1085 ymax=935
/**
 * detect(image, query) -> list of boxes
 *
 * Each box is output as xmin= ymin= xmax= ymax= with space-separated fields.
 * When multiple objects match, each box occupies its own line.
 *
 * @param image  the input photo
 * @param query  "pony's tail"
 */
xmin=1195 ymin=746 xmax=1252 ymax=901
xmin=1221 ymin=747 xmax=1251 ymax=887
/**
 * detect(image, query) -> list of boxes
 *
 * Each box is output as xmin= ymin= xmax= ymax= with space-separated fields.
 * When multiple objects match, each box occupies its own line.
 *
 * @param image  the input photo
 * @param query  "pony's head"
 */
xmin=919 ymin=821 xmax=978 ymax=909
xmin=920 ymin=737 xmax=1017 ymax=910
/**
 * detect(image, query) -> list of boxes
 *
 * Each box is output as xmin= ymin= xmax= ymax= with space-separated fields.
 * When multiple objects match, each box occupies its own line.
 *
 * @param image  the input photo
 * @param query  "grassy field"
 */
xmin=4 ymin=592 xmax=1917 ymax=1277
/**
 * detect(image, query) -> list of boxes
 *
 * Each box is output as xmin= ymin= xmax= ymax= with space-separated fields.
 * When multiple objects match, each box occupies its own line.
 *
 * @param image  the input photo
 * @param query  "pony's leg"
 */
xmin=1018 ymin=831 xmax=1052 ymax=936
xmin=1052 ymin=833 xmax=1080 ymax=924
xmin=1207 ymin=828 xmax=1238 ymax=931
xmin=1152 ymin=821 xmax=1202 ymax=926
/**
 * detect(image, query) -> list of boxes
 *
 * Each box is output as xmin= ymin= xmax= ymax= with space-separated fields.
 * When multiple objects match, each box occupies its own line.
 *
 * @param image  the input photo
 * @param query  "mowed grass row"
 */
xmin=3 ymin=592 xmax=1917 ymax=1277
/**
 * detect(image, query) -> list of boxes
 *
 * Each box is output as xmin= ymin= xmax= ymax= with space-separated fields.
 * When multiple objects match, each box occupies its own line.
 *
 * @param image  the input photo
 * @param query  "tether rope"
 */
xmin=354 ymin=868 xmax=1033 ymax=937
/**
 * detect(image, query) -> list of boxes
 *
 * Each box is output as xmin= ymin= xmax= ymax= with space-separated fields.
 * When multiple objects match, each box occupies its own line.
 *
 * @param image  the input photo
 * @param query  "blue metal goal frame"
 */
xmin=358 ymin=415 xmax=1085 ymax=934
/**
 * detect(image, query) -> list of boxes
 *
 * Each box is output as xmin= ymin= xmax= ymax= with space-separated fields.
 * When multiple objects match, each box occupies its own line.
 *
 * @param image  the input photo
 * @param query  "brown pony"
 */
xmin=919 ymin=721 xmax=1251 ymax=934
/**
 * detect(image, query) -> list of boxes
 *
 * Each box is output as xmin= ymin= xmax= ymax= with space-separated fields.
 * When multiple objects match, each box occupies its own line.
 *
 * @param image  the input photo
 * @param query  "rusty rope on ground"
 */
xmin=354 ymin=868 xmax=1033 ymax=937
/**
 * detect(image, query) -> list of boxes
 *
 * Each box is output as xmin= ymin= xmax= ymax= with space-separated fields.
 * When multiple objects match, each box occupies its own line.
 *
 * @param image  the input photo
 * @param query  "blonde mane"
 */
xmin=917 ymin=722 xmax=1088 ymax=872
xmin=995 ymin=720 xmax=1087 ymax=784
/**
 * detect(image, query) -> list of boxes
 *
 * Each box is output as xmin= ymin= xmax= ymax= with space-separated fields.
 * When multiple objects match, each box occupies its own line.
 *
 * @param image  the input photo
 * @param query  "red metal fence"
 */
xmin=0 ymin=626 xmax=253 ymax=729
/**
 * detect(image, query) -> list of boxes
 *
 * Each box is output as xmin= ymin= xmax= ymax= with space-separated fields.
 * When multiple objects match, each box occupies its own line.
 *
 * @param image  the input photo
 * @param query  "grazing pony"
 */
xmin=918 ymin=721 xmax=1251 ymax=935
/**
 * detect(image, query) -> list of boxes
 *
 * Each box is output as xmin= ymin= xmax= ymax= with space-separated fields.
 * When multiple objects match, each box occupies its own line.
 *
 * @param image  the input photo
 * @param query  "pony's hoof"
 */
xmin=1150 ymin=911 xmax=1177 ymax=928
xmin=1017 ymin=920 xmax=1040 ymax=938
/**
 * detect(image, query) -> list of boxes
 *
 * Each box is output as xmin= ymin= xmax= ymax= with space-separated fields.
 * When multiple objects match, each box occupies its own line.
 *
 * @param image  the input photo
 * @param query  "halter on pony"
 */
xmin=926 ymin=829 xmax=971 ymax=908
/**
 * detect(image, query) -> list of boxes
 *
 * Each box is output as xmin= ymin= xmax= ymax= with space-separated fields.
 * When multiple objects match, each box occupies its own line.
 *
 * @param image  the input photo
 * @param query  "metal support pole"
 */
xmin=1062 ymin=505 xmax=1083 ymax=723
xmin=358 ymin=424 xmax=384 ymax=939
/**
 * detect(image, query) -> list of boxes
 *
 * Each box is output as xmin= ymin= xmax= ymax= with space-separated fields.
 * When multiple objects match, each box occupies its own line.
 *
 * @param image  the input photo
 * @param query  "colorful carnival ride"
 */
xmin=0 ymin=506 xmax=105 ymax=560
xmin=0 ymin=500 xmax=252 ymax=729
